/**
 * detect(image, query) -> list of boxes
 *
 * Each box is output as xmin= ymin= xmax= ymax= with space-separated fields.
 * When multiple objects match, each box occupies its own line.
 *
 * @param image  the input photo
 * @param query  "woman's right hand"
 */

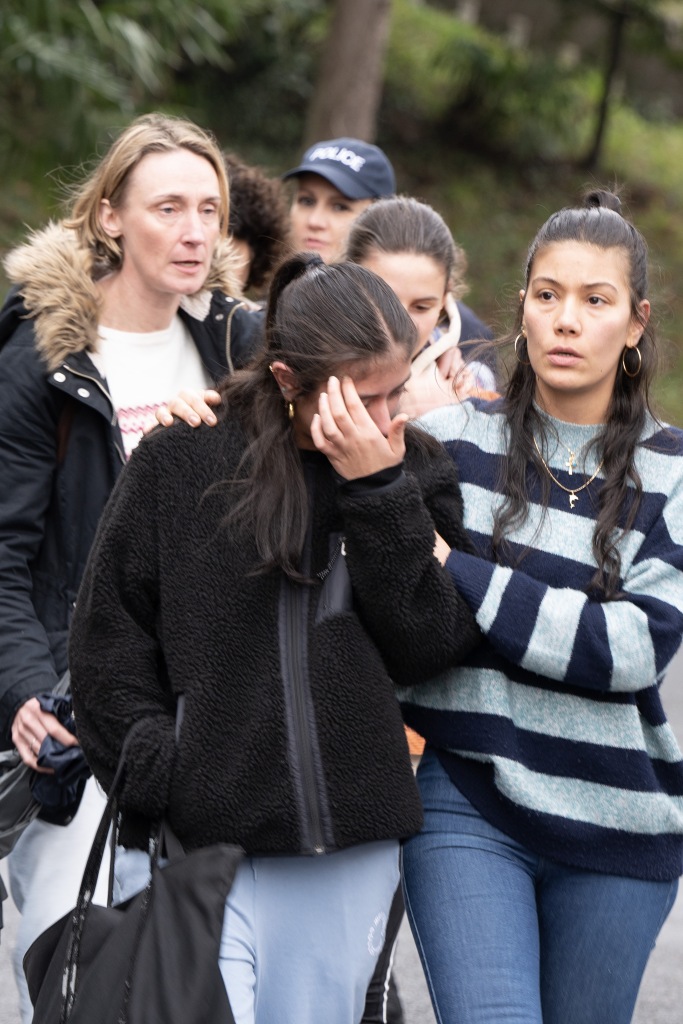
xmin=311 ymin=375 xmax=407 ymax=480
xmin=11 ymin=698 xmax=78 ymax=773
xmin=151 ymin=389 xmax=222 ymax=431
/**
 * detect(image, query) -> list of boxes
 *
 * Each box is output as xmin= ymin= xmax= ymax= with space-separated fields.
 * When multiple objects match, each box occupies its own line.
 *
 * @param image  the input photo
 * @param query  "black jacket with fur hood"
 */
xmin=69 ymin=415 xmax=480 ymax=855
xmin=0 ymin=223 xmax=263 ymax=746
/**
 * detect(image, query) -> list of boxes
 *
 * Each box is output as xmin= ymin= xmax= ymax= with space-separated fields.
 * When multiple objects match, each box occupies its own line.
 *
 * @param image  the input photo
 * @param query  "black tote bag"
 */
xmin=23 ymin=724 xmax=242 ymax=1024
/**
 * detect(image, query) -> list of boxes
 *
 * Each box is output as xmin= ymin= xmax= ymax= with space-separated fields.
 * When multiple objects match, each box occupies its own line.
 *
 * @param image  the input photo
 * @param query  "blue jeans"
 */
xmin=402 ymin=747 xmax=678 ymax=1024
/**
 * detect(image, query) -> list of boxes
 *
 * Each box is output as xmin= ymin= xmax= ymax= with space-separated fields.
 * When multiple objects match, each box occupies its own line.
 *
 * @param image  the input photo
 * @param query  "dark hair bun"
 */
xmin=584 ymin=189 xmax=622 ymax=215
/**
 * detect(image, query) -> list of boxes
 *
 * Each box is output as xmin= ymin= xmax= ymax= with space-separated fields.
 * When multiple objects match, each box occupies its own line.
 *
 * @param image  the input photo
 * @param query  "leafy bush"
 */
xmin=0 ymin=0 xmax=265 ymax=180
xmin=384 ymin=0 xmax=598 ymax=164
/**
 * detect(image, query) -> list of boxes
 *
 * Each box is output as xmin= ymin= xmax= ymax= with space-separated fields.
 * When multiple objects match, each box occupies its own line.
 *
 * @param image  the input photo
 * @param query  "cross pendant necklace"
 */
xmin=532 ymin=436 xmax=604 ymax=510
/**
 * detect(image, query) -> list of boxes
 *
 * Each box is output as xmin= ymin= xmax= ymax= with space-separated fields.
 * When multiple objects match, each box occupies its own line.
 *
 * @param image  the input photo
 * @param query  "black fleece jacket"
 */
xmin=69 ymin=415 xmax=479 ymax=855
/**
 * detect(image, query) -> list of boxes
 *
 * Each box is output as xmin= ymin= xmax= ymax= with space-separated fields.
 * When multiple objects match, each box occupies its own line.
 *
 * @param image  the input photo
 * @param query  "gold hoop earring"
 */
xmin=287 ymin=400 xmax=295 ymax=420
xmin=621 ymin=345 xmax=642 ymax=378
xmin=513 ymin=331 xmax=531 ymax=366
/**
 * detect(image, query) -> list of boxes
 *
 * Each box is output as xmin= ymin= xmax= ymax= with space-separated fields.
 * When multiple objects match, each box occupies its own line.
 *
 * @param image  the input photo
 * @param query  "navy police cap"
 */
xmin=283 ymin=138 xmax=396 ymax=200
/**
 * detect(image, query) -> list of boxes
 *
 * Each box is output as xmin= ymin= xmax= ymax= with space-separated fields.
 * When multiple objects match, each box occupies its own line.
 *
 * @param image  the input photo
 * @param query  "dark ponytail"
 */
xmin=219 ymin=253 xmax=417 ymax=578
xmin=264 ymin=252 xmax=325 ymax=335
xmin=495 ymin=189 xmax=657 ymax=597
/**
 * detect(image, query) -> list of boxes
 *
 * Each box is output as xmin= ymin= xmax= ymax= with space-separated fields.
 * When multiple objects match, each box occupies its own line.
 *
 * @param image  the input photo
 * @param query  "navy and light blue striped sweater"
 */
xmin=400 ymin=398 xmax=683 ymax=881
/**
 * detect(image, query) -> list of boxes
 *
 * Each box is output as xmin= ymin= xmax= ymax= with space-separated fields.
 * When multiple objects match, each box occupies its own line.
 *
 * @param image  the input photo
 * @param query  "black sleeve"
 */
xmin=68 ymin=439 xmax=176 ymax=817
xmin=0 ymin=330 xmax=63 ymax=744
xmin=336 ymin=439 xmax=480 ymax=686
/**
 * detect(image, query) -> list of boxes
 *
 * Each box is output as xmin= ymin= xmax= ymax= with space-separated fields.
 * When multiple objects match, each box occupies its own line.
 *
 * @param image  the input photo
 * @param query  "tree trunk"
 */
xmin=304 ymin=0 xmax=393 ymax=145
xmin=581 ymin=3 xmax=629 ymax=171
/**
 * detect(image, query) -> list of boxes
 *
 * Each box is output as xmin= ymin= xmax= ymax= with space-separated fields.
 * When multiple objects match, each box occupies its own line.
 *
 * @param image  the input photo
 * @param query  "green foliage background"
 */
xmin=1 ymin=0 xmax=682 ymax=423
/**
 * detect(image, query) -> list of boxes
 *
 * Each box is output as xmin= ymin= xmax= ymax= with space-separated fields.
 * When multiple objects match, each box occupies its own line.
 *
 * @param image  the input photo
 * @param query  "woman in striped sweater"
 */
xmin=398 ymin=191 xmax=683 ymax=1023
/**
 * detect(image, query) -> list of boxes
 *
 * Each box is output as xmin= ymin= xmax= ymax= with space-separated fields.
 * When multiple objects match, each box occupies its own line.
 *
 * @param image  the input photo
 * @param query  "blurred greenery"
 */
xmin=384 ymin=0 xmax=597 ymax=162
xmin=1 ymin=0 xmax=682 ymax=424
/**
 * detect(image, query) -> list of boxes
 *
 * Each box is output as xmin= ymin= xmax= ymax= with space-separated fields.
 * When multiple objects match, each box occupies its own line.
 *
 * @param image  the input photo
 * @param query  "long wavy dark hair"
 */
xmin=220 ymin=253 xmax=431 ymax=579
xmin=495 ymin=190 xmax=657 ymax=598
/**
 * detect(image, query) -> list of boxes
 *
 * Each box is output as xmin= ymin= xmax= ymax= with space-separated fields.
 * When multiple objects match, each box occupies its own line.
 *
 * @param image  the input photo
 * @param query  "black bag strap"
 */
xmin=62 ymin=709 xmax=186 ymax=1023
xmin=61 ymin=721 xmax=147 ymax=1022
xmin=102 ymin=698 xmax=186 ymax=904
xmin=159 ymin=819 xmax=185 ymax=861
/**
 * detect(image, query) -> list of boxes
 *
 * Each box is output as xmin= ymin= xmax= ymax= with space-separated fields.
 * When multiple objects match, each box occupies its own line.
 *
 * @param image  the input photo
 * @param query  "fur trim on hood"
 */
xmin=3 ymin=222 xmax=244 ymax=373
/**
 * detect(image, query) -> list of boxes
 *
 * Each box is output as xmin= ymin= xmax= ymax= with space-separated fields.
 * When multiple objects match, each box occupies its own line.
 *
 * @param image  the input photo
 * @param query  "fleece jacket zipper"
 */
xmin=281 ymin=577 xmax=327 ymax=855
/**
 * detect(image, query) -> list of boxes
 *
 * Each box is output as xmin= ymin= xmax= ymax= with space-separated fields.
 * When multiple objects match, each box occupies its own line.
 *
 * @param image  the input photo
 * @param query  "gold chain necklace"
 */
xmin=557 ymin=438 xmax=579 ymax=476
xmin=532 ymin=435 xmax=604 ymax=510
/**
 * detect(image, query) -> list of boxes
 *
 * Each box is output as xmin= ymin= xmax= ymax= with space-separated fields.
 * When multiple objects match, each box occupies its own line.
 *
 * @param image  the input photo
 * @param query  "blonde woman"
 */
xmin=0 ymin=112 xmax=261 ymax=1021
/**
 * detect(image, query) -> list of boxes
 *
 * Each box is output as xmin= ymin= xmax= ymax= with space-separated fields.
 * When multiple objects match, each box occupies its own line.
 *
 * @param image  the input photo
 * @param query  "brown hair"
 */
xmin=345 ymin=195 xmax=468 ymax=299
xmin=224 ymin=153 xmax=289 ymax=293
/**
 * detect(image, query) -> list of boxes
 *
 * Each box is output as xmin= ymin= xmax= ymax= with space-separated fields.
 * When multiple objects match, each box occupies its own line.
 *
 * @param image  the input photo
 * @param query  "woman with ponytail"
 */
xmin=397 ymin=191 xmax=683 ymax=1023
xmin=67 ymin=254 xmax=480 ymax=1024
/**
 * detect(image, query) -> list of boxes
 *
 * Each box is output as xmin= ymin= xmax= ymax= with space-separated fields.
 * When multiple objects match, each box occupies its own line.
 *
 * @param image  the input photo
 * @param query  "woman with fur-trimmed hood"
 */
xmin=0 ymin=113 xmax=263 ymax=1023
